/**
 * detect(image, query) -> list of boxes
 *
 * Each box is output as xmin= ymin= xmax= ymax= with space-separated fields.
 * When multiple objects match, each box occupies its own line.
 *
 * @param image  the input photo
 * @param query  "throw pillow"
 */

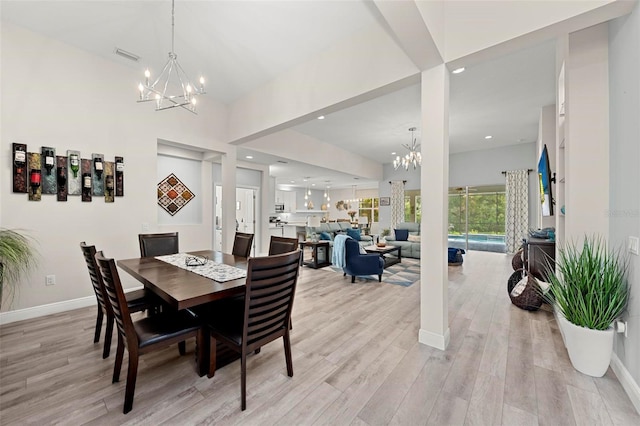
xmin=407 ymin=234 xmax=420 ymax=242
xmin=319 ymin=231 xmax=332 ymax=241
xmin=346 ymin=228 xmax=361 ymax=241
xmin=394 ymin=229 xmax=409 ymax=241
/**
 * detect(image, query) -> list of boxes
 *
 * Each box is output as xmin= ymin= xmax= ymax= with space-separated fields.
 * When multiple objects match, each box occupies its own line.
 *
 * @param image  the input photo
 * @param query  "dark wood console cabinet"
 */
xmin=525 ymin=237 xmax=556 ymax=281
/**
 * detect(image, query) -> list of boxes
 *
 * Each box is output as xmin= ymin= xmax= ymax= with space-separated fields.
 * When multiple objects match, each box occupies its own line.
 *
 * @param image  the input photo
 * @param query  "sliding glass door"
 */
xmin=448 ymin=185 xmax=506 ymax=252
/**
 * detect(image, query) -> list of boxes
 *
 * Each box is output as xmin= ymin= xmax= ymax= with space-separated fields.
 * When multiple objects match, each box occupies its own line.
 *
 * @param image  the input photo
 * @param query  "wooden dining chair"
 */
xmin=232 ymin=232 xmax=254 ymax=258
xmin=94 ymin=251 xmax=205 ymax=414
xmin=138 ymin=232 xmax=179 ymax=257
xmin=268 ymin=236 xmax=299 ymax=255
xmin=80 ymin=242 xmax=159 ymax=359
xmin=200 ymin=250 xmax=302 ymax=411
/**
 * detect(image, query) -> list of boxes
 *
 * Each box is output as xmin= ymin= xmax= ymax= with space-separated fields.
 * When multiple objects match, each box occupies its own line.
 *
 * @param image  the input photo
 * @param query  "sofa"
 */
xmin=307 ymin=221 xmax=374 ymax=246
xmin=384 ymin=222 xmax=420 ymax=258
xmin=305 ymin=221 xmax=373 ymax=264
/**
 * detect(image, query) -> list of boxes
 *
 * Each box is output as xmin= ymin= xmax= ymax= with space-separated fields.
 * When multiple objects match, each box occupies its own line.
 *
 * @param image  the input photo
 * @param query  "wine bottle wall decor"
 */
xmin=41 ymin=146 xmax=57 ymax=194
xmin=10 ymin=144 xmax=123 ymax=203
xmin=56 ymin=156 xmax=68 ymax=201
xmin=81 ymin=159 xmax=92 ymax=202
xmin=12 ymin=143 xmax=28 ymax=193
xmin=67 ymin=150 xmax=81 ymax=195
xmin=28 ymin=153 xmax=42 ymax=201
xmin=91 ymin=153 xmax=104 ymax=196
xmin=115 ymin=156 xmax=124 ymax=196
xmin=104 ymin=161 xmax=115 ymax=203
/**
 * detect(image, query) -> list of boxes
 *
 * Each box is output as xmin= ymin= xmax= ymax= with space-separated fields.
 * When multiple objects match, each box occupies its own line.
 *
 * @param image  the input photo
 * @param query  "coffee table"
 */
xmin=364 ymin=245 xmax=401 ymax=268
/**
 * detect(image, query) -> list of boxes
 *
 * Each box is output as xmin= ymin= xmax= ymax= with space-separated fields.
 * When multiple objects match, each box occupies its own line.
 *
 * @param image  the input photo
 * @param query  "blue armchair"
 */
xmin=343 ymin=238 xmax=384 ymax=283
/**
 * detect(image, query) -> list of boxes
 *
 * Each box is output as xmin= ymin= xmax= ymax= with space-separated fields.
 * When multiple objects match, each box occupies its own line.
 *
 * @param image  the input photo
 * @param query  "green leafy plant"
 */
xmin=0 ymin=229 xmax=38 ymax=309
xmin=544 ymin=235 xmax=628 ymax=330
xmin=380 ymin=228 xmax=390 ymax=237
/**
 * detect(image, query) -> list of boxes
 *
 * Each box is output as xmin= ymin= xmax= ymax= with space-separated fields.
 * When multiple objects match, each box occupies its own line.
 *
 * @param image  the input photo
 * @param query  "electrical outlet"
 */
xmin=142 ymin=222 xmax=150 ymax=232
xmin=45 ymin=275 xmax=56 ymax=286
xmin=629 ymin=236 xmax=639 ymax=256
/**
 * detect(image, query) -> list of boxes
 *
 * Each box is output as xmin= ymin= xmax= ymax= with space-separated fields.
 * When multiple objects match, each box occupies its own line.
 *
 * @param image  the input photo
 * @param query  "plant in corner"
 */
xmin=0 ymin=229 xmax=38 ymax=310
xmin=543 ymin=235 xmax=629 ymax=377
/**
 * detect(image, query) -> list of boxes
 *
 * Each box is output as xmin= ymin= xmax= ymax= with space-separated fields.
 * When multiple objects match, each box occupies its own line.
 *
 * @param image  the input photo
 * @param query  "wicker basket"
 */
xmin=511 ymin=249 xmax=527 ymax=271
xmin=507 ymin=269 xmax=542 ymax=311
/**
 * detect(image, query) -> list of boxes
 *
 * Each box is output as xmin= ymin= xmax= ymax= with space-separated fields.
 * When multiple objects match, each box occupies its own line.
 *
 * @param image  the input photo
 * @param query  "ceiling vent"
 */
xmin=114 ymin=48 xmax=140 ymax=62
xmin=277 ymin=160 xmax=288 ymax=164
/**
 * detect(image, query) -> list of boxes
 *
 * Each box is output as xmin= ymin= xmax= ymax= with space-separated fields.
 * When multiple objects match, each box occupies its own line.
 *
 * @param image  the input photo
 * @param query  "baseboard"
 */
xmin=419 ymin=327 xmax=450 ymax=351
xmin=611 ymin=352 xmax=640 ymax=414
xmin=0 ymin=296 xmax=96 ymax=325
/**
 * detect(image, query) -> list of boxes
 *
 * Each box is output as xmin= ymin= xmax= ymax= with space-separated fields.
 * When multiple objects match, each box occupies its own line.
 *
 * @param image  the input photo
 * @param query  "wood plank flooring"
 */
xmin=1 ymin=250 xmax=639 ymax=425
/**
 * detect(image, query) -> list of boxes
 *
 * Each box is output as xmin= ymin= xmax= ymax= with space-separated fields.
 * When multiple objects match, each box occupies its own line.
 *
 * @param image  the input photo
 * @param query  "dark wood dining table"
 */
xmin=117 ymin=250 xmax=248 ymax=311
xmin=117 ymin=249 xmax=249 ymax=375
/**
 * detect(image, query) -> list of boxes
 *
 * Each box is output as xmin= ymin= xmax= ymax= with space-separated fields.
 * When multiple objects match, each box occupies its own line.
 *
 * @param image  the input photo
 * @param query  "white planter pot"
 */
xmin=556 ymin=313 xmax=614 ymax=377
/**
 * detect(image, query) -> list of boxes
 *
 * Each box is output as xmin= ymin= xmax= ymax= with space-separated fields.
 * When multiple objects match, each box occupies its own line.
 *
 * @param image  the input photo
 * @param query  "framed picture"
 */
xmin=380 ymin=197 xmax=390 ymax=206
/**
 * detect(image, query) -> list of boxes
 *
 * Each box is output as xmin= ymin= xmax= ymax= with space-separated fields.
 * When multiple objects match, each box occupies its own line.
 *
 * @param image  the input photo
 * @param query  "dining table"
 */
xmin=117 ymin=249 xmax=249 ymax=376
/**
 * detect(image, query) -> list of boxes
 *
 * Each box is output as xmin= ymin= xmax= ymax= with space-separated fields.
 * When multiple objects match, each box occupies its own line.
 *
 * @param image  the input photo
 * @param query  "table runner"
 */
xmin=155 ymin=253 xmax=247 ymax=283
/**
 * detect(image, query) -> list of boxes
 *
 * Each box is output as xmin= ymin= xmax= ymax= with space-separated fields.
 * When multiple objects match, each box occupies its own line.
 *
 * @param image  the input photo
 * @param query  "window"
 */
xmin=403 ymin=190 xmax=421 ymax=222
xmin=358 ymin=198 xmax=379 ymax=224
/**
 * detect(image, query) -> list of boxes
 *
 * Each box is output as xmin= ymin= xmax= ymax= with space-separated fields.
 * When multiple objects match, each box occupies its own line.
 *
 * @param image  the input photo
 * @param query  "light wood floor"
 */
xmin=1 ymin=251 xmax=639 ymax=425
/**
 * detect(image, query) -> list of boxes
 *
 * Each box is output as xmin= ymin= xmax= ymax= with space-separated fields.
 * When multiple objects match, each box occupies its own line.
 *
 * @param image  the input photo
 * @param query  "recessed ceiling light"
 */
xmin=317 ymin=115 xmax=325 ymax=120
xmin=245 ymin=155 xmax=253 ymax=159
xmin=485 ymin=135 xmax=493 ymax=140
xmin=311 ymin=183 xmax=316 ymax=186
xmin=290 ymin=180 xmax=295 ymax=183
xmin=452 ymin=67 xmax=465 ymax=74
xmin=391 ymin=152 xmax=396 ymax=155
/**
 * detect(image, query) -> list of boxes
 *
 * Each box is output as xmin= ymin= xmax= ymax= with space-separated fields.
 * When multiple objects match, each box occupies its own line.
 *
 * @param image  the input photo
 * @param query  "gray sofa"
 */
xmin=307 ymin=221 xmax=373 ymax=247
xmin=384 ymin=222 xmax=420 ymax=258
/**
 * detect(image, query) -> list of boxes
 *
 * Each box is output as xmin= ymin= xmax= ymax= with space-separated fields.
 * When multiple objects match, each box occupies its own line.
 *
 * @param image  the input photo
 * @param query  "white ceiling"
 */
xmin=1 ymin=1 xmax=556 ymax=189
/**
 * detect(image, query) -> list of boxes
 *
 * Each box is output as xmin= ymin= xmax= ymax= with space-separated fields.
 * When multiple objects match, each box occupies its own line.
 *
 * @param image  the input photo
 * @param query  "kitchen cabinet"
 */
xmin=275 ymin=190 xmax=296 ymax=213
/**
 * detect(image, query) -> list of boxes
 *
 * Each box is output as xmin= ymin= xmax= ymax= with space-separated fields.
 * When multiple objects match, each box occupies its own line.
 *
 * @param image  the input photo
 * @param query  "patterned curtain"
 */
xmin=505 ymin=170 xmax=529 ymax=253
xmin=390 ymin=181 xmax=405 ymax=230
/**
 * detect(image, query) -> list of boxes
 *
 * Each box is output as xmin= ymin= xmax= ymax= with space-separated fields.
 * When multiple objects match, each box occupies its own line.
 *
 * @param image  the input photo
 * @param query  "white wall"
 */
xmin=565 ymin=23 xmax=611 ymax=241
xmin=0 ymin=23 xmax=227 ymax=312
xmin=609 ymin=1 xmax=640 ymax=402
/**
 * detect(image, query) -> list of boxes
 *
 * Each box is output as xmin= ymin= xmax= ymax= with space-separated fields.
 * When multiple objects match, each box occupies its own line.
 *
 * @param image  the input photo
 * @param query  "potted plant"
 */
xmin=543 ymin=235 xmax=629 ymax=377
xmin=0 ymin=229 xmax=38 ymax=310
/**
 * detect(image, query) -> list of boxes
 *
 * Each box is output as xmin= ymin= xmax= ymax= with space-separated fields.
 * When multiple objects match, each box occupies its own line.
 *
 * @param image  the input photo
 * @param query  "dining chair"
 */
xmin=138 ymin=232 xmax=179 ymax=257
xmin=199 ymin=249 xmax=302 ymax=410
xmin=268 ymin=236 xmax=299 ymax=255
xmin=80 ymin=242 xmax=159 ymax=359
xmin=94 ymin=251 xmax=205 ymax=414
xmin=232 ymin=232 xmax=254 ymax=258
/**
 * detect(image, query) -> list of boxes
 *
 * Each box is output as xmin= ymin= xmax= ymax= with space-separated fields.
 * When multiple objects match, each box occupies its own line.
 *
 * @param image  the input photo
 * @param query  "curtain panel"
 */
xmin=505 ymin=170 xmax=529 ymax=253
xmin=390 ymin=181 xmax=405 ymax=230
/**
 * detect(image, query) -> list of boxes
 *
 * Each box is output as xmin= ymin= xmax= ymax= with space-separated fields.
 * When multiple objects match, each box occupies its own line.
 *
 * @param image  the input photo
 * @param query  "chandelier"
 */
xmin=137 ymin=0 xmax=205 ymax=114
xmin=393 ymin=127 xmax=422 ymax=170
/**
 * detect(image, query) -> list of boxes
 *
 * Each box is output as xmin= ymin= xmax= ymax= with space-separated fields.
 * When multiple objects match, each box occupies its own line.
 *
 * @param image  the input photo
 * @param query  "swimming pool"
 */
xmin=448 ymin=234 xmax=506 ymax=253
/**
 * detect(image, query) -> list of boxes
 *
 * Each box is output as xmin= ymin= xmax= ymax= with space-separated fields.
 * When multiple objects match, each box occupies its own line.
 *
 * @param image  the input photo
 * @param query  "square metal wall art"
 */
xmin=157 ymin=173 xmax=195 ymax=216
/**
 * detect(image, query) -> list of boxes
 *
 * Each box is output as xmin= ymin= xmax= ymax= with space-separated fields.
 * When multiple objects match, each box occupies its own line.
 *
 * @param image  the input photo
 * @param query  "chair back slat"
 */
xmin=95 ymin=251 xmax=137 ymax=349
xmin=80 ymin=242 xmax=112 ymax=315
xmin=243 ymin=250 xmax=301 ymax=351
xmin=268 ymin=236 xmax=298 ymax=256
xmin=232 ymin=232 xmax=254 ymax=258
xmin=138 ymin=232 xmax=179 ymax=257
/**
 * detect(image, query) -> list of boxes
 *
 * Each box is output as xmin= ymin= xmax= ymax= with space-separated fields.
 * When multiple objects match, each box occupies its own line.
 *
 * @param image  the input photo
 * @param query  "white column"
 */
xmin=419 ymin=65 xmax=450 ymax=350
xmin=221 ymin=146 xmax=237 ymax=253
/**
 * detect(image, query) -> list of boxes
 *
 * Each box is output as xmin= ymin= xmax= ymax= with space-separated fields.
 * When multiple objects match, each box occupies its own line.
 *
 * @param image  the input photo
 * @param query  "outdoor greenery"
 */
xmin=448 ymin=191 xmax=506 ymax=235
xmin=544 ymin=236 xmax=629 ymax=330
xmin=0 ymin=229 xmax=38 ymax=308
xmin=358 ymin=197 xmax=379 ymax=224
